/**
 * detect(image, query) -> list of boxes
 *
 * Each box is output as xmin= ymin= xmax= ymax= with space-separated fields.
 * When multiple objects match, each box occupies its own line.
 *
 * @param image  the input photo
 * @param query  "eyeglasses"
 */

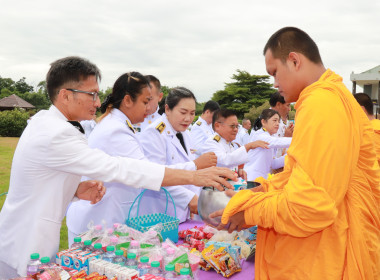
xmin=66 ymin=88 xmax=99 ymax=101
xmin=218 ymin=122 xmax=239 ymax=129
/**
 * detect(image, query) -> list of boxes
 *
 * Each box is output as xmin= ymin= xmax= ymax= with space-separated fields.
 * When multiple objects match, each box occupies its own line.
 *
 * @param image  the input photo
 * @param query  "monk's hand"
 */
xmin=188 ymin=195 xmax=198 ymax=215
xmin=76 ymin=180 xmax=106 ymax=204
xmin=193 ymin=152 xmax=217 ymax=169
xmin=216 ymin=210 xmax=246 ymax=233
xmin=250 ymin=184 xmax=265 ymax=192
xmin=193 ymin=167 xmax=238 ymax=191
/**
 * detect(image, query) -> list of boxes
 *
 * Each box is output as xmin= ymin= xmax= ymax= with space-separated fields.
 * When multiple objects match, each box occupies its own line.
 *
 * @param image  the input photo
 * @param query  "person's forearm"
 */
xmin=161 ymin=168 xmax=193 ymax=186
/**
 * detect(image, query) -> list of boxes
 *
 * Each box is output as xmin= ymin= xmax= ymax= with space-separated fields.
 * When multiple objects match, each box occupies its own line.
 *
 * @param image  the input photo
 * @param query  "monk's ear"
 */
xmin=288 ymin=52 xmax=301 ymax=70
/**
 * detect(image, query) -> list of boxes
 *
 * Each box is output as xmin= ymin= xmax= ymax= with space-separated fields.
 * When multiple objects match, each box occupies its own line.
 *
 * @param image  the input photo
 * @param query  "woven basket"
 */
xmin=126 ymin=188 xmax=180 ymax=243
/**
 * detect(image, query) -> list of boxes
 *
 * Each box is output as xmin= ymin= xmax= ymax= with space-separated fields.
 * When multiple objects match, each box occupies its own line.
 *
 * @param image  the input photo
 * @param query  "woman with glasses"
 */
xmin=244 ymin=109 xmax=292 ymax=183
xmin=139 ymin=87 xmax=217 ymax=222
xmin=66 ymin=72 xmax=155 ymax=244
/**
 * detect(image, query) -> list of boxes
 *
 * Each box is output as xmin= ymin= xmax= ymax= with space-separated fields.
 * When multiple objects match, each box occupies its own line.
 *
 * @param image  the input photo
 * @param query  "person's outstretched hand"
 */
xmin=193 ymin=167 xmax=238 ymax=191
xmin=75 ymin=180 xmax=106 ymax=204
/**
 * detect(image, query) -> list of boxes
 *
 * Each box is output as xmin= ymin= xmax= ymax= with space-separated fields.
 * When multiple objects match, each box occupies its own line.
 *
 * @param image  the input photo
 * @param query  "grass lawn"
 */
xmin=0 ymin=137 xmax=68 ymax=251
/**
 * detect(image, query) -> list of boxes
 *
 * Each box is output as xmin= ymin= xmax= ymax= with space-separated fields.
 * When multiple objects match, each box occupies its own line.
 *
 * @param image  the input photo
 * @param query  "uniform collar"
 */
xmin=163 ymin=114 xmax=176 ymax=136
xmin=111 ymin=108 xmax=135 ymax=133
xmin=49 ymin=105 xmax=69 ymax=121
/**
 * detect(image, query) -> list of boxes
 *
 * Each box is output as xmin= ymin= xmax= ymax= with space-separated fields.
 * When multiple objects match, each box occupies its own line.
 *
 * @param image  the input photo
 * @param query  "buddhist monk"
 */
xmin=354 ymin=92 xmax=380 ymax=165
xmin=212 ymin=27 xmax=380 ymax=279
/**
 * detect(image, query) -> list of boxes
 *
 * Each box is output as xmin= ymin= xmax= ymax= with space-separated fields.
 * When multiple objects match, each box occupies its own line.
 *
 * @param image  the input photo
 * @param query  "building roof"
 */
xmin=0 ymin=94 xmax=35 ymax=109
xmin=350 ymin=65 xmax=380 ymax=86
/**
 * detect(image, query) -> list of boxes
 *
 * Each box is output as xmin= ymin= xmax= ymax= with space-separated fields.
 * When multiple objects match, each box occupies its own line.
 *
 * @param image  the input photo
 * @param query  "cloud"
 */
xmin=1 ymin=0 xmax=379 ymax=101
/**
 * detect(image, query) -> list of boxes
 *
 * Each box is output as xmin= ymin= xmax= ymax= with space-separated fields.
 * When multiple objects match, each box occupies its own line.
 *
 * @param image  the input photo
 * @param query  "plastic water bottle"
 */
xmin=93 ymin=243 xmax=104 ymax=256
xmin=102 ymin=246 xmax=116 ymax=263
xmin=113 ymin=250 xmax=126 ymax=266
xmin=26 ymin=253 xmax=41 ymax=276
xmin=109 ymin=236 xmax=119 ymax=247
xmin=82 ymin=240 xmax=94 ymax=252
xmin=138 ymin=256 xmax=150 ymax=276
xmin=178 ymin=268 xmax=191 ymax=280
xmin=71 ymin=236 xmax=83 ymax=250
xmin=164 ymin=264 xmax=177 ymax=279
xmin=149 ymin=261 xmax=163 ymax=277
xmin=38 ymin=257 xmax=51 ymax=272
xmin=94 ymin=224 xmax=103 ymax=237
xmin=129 ymin=240 xmax=140 ymax=257
xmin=164 ymin=247 xmax=175 ymax=266
xmin=125 ymin=253 xmax=138 ymax=270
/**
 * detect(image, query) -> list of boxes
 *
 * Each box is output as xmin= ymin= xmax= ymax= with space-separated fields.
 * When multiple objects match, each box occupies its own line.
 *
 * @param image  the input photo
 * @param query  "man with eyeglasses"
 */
xmin=200 ymin=108 xmax=268 ymax=181
xmin=0 ymin=56 xmax=237 ymax=278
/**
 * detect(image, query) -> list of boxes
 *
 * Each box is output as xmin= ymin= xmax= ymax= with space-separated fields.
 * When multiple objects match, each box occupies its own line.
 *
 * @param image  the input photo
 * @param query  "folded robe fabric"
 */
xmin=221 ymin=69 xmax=380 ymax=280
xmin=371 ymin=119 xmax=380 ymax=165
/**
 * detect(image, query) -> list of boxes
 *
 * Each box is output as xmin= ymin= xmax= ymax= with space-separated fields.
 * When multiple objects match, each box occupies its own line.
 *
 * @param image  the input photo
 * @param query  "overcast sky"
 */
xmin=1 ymin=0 xmax=379 ymax=102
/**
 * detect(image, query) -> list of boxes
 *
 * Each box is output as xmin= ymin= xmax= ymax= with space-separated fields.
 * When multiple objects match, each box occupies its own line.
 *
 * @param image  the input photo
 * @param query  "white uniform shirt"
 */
xmin=273 ymin=118 xmax=291 ymax=157
xmin=201 ymin=133 xmax=249 ymax=171
xmin=190 ymin=116 xmax=214 ymax=156
xmin=0 ymin=105 xmax=165 ymax=276
xmin=66 ymin=109 xmax=150 ymax=236
xmin=244 ymin=129 xmax=292 ymax=181
xmin=80 ymin=119 xmax=96 ymax=138
xmin=134 ymin=108 xmax=161 ymax=133
xmin=139 ymin=115 xmax=199 ymax=223
xmin=236 ymin=126 xmax=250 ymax=146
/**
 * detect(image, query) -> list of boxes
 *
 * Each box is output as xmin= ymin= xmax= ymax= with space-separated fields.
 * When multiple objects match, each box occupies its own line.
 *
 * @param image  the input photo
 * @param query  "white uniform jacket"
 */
xmin=244 ymin=129 xmax=292 ymax=181
xmin=236 ymin=126 xmax=250 ymax=146
xmin=190 ymin=116 xmax=214 ymax=156
xmin=0 ymin=105 xmax=165 ymax=276
xmin=66 ymin=109 xmax=151 ymax=236
xmin=134 ymin=108 xmax=161 ymax=133
xmin=201 ymin=133 xmax=249 ymax=170
xmin=139 ymin=115 xmax=199 ymax=223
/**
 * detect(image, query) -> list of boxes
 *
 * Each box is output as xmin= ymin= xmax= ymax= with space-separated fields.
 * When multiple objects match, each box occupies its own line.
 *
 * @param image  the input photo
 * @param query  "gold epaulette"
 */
xmin=156 ymin=122 xmax=166 ymax=134
xmin=213 ymin=135 xmax=221 ymax=142
xmin=126 ymin=120 xmax=135 ymax=134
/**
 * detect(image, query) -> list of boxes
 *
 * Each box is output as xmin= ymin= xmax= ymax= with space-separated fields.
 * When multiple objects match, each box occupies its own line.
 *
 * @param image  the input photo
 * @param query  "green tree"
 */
xmin=211 ymin=70 xmax=276 ymax=118
xmin=244 ymin=100 xmax=271 ymax=124
xmin=0 ymin=109 xmax=30 ymax=137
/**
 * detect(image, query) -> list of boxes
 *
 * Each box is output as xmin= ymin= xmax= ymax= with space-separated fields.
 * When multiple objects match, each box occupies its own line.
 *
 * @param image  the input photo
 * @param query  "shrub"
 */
xmin=0 ymin=109 xmax=30 ymax=137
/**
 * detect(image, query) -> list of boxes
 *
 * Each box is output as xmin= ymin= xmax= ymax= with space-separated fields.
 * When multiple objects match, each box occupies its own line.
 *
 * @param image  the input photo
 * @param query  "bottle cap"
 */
xmin=95 ymin=225 xmax=102 ymax=230
xmin=140 ymin=256 xmax=149 ymax=263
xmin=94 ymin=243 xmax=102 ymax=249
xmin=30 ymin=253 xmax=39 ymax=260
xmin=151 ymin=261 xmax=160 ymax=268
xmin=40 ymin=257 xmax=50 ymax=264
xmin=74 ymin=237 xmax=82 ymax=243
xmin=115 ymin=250 xmax=123 ymax=256
xmin=127 ymin=253 xmax=136 ymax=259
xmin=110 ymin=236 xmax=118 ymax=243
xmin=83 ymin=240 xmax=92 ymax=246
xmin=167 ymin=248 xmax=175 ymax=255
xmin=180 ymin=268 xmax=190 ymax=275
xmin=113 ymin=223 xmax=120 ymax=229
xmin=107 ymin=228 xmax=113 ymax=234
xmin=106 ymin=246 xmax=115 ymax=252
xmin=165 ymin=264 xmax=175 ymax=271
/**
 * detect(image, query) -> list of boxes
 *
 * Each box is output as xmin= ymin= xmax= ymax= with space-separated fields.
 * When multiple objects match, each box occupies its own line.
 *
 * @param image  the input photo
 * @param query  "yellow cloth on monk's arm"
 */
xmin=222 ymin=77 xmax=356 ymax=237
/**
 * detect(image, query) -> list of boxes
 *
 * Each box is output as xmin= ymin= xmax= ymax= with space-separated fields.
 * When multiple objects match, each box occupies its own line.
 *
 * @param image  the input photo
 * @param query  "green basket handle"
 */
xmin=127 ymin=188 xmax=177 ymax=220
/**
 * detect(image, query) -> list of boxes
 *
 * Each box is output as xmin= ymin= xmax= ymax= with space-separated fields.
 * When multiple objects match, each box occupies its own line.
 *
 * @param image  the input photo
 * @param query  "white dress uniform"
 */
xmin=190 ymin=116 xmax=214 ymax=156
xmin=201 ymin=133 xmax=249 ymax=171
xmin=236 ymin=126 xmax=250 ymax=146
xmin=134 ymin=108 xmax=161 ymax=133
xmin=0 ymin=105 xmax=165 ymax=277
xmin=273 ymin=118 xmax=291 ymax=157
xmin=244 ymin=128 xmax=292 ymax=181
xmin=139 ymin=115 xmax=199 ymax=223
xmin=80 ymin=119 xmax=96 ymax=138
xmin=66 ymin=109 xmax=151 ymax=241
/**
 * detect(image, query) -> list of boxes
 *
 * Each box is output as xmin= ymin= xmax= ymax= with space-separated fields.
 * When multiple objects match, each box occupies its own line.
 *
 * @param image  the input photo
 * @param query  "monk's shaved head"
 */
xmin=264 ymin=27 xmax=323 ymax=64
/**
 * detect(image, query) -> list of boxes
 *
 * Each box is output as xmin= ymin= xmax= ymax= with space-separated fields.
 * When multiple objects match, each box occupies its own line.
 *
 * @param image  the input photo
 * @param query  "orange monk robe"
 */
xmin=221 ymin=69 xmax=380 ymax=280
xmin=371 ymin=119 xmax=380 ymax=165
